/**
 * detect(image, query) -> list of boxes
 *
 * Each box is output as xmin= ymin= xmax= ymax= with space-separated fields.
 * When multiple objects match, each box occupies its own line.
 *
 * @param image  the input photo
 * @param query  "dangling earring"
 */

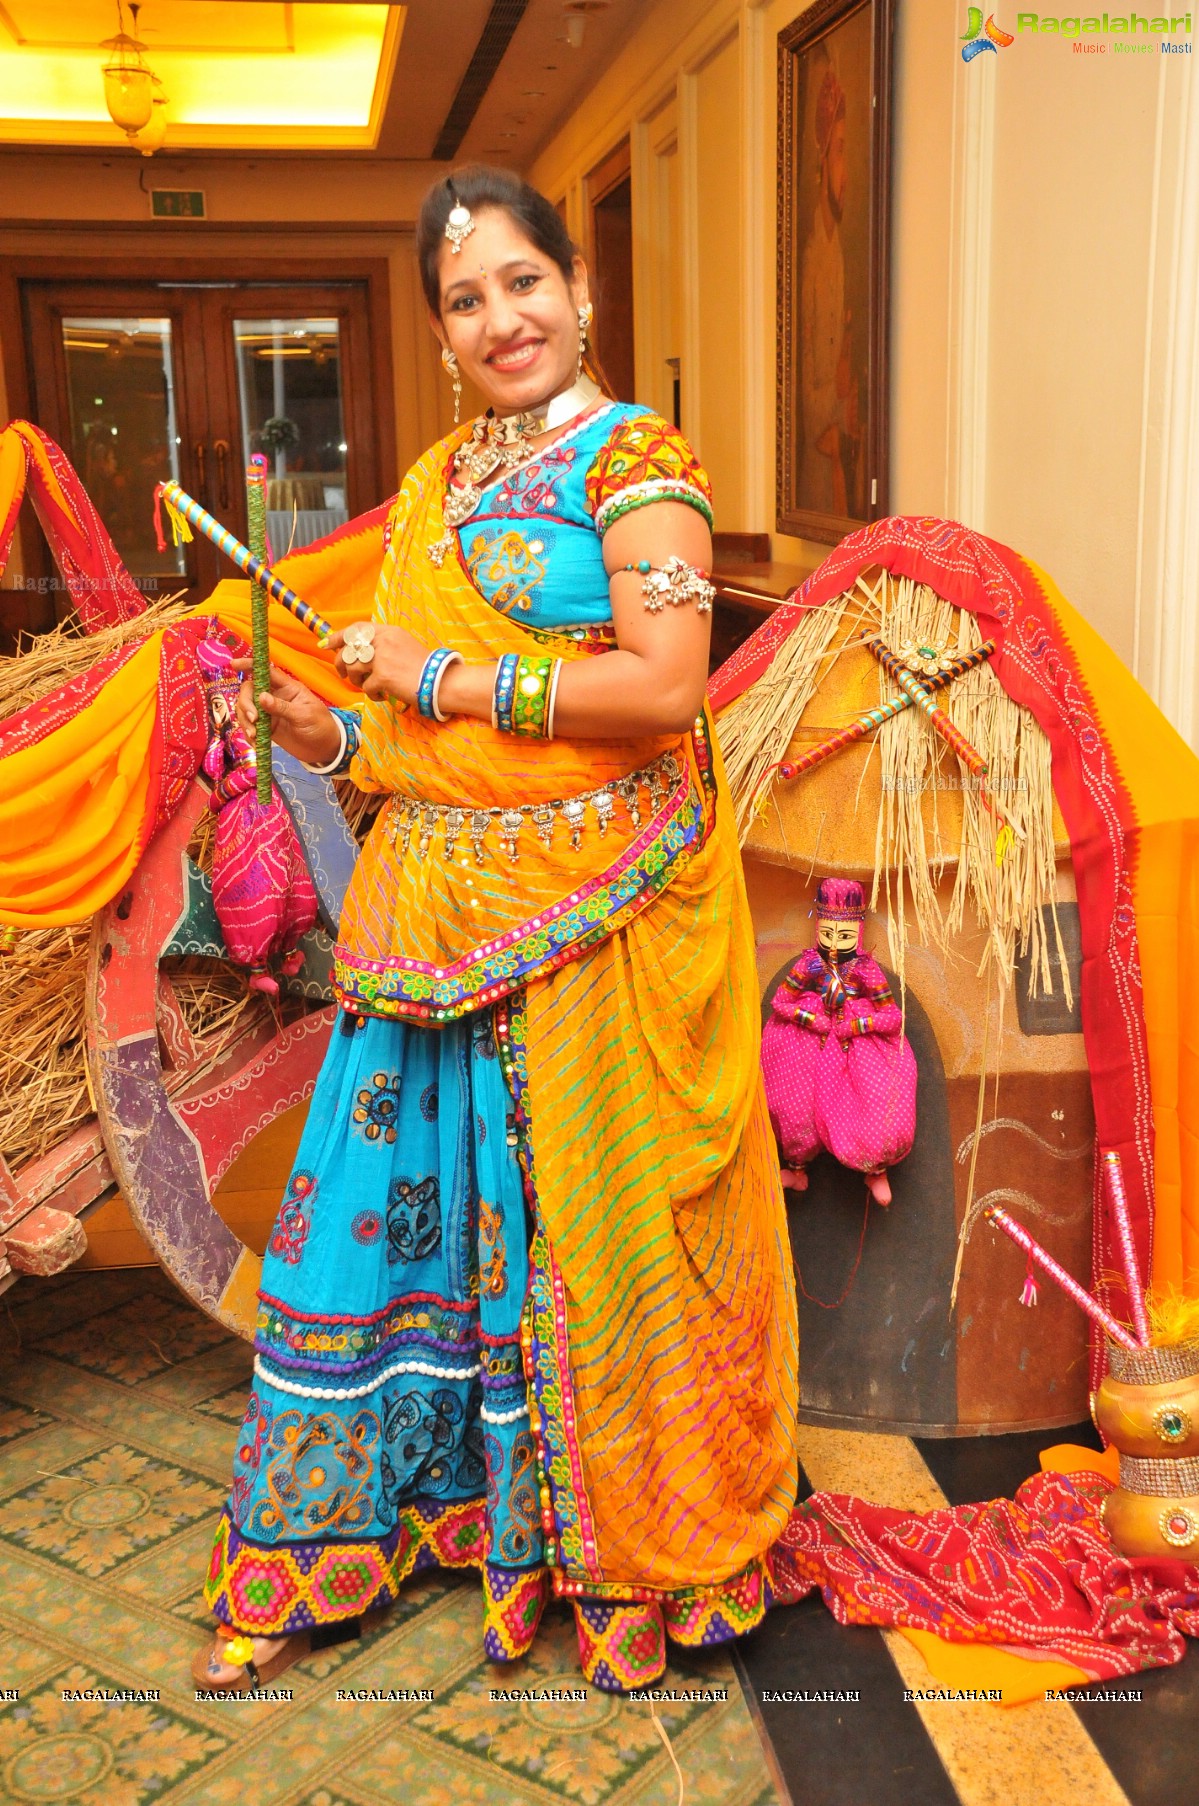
xmin=442 ymin=346 xmax=462 ymax=425
xmin=576 ymin=303 xmax=593 ymax=380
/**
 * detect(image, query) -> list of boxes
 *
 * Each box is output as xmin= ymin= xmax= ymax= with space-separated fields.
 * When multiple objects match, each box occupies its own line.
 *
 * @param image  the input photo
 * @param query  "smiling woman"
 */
xmin=195 ymin=164 xmax=799 ymax=1699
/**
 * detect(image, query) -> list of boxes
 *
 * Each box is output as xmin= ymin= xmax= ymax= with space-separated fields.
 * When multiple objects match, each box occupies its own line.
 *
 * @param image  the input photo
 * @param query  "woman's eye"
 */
xmin=449 ymin=294 xmax=479 ymax=313
xmin=512 ymin=274 xmax=538 ymax=292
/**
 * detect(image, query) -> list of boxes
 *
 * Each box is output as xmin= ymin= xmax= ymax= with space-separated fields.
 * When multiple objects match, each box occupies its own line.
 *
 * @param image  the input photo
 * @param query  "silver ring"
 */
xmin=341 ymin=622 xmax=376 ymax=667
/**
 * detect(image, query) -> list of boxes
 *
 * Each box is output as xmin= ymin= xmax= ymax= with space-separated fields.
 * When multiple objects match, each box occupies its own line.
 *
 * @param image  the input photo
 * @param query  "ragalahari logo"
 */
xmin=961 ymin=9 xmax=1015 ymax=58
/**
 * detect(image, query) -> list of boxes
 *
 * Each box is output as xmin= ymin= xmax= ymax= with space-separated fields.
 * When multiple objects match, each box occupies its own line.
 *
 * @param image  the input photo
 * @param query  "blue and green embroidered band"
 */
xmin=492 ymin=653 xmax=519 ymax=732
xmin=511 ymin=653 xmax=558 ymax=739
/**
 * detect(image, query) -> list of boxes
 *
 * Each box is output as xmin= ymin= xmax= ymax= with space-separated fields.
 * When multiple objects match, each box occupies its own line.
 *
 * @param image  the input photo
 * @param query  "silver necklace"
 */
xmin=427 ymin=376 xmax=600 ymax=566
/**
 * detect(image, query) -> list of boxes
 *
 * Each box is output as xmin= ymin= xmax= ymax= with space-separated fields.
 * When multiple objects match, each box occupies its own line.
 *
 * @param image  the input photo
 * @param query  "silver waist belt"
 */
xmin=384 ymin=748 xmax=685 ymax=866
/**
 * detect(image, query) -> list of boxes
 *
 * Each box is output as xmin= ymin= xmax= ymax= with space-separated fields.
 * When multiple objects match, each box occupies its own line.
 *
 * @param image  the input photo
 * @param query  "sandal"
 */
xmin=191 ymin=1614 xmax=370 ymax=1694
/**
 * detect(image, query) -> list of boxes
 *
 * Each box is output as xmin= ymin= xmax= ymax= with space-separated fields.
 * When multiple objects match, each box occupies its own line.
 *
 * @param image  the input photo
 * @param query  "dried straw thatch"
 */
xmin=718 ymin=572 xmax=1068 ymax=1000
xmin=0 ymin=924 xmax=91 ymax=1172
xmin=0 ymin=592 xmax=192 ymax=723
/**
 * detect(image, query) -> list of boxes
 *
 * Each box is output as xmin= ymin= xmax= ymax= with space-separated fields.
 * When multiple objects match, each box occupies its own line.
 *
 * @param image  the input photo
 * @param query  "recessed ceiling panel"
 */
xmin=0 ymin=2 xmax=405 ymax=147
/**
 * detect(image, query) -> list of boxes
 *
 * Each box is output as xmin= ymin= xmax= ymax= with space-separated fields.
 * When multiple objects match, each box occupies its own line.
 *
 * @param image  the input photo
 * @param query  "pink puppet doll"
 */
xmin=760 ymin=877 xmax=917 ymax=1206
xmin=198 ymin=638 xmax=318 ymax=995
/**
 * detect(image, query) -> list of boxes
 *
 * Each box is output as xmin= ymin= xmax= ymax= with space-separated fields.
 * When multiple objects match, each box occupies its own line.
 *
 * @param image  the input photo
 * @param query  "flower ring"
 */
xmin=341 ymin=622 xmax=377 ymax=668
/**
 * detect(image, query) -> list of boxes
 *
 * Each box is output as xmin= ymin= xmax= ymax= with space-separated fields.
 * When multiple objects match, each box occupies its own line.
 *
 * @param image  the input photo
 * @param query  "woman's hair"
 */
xmin=416 ymin=165 xmax=613 ymax=396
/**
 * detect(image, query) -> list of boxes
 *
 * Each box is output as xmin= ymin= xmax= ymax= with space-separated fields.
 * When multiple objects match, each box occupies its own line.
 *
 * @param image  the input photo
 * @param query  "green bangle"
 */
xmin=511 ymin=653 xmax=556 ymax=738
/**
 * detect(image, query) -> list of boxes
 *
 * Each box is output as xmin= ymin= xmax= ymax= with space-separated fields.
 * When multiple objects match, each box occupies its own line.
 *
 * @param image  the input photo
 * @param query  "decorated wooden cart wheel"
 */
xmin=85 ymin=752 xmax=360 ymax=1338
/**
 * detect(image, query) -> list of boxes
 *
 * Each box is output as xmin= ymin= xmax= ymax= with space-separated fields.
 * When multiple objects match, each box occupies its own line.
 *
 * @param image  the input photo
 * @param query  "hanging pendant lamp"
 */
xmin=101 ymin=3 xmax=155 ymax=137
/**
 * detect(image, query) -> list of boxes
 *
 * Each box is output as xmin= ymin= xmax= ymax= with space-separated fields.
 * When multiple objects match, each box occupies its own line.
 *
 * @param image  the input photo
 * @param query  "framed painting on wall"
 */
xmin=777 ymin=0 xmax=894 ymax=543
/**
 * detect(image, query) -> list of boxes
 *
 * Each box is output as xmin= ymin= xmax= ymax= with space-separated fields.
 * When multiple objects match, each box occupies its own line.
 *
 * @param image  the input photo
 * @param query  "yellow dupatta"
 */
xmin=336 ymin=428 xmax=799 ymax=1595
xmin=332 ymin=427 xmax=711 ymax=1021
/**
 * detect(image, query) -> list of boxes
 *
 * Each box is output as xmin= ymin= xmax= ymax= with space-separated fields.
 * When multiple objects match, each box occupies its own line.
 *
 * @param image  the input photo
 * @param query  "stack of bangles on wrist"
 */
xmin=415 ymin=647 xmax=562 ymax=738
xmin=492 ymin=651 xmax=562 ymax=739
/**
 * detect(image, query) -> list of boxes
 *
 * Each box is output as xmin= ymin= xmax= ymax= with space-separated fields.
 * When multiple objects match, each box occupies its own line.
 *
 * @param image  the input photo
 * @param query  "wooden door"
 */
xmin=22 ymin=278 xmax=382 ymax=613
xmin=586 ymin=141 xmax=636 ymax=405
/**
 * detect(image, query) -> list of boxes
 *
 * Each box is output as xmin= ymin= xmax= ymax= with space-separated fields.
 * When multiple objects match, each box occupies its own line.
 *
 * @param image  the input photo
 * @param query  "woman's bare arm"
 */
xmin=436 ymin=500 xmax=712 ymax=737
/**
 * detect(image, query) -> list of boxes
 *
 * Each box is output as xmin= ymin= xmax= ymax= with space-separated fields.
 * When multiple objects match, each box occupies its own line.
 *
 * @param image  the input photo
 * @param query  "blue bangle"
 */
xmin=492 ymin=653 xmax=519 ymax=733
xmin=417 ymin=647 xmax=461 ymax=722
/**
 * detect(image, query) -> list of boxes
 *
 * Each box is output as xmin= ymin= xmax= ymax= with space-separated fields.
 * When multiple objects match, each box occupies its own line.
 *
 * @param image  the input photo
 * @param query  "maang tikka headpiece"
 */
xmin=444 ymin=182 xmax=475 ymax=255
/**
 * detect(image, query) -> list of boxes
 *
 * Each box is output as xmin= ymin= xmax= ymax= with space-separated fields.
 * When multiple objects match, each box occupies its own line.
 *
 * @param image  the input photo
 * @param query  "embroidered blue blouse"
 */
xmin=320 ymin=401 xmax=712 ymax=773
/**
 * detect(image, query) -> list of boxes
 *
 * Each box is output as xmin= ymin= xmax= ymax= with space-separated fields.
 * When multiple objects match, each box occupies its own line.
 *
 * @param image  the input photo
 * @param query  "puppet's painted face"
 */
xmin=817 ymin=918 xmax=859 ymax=962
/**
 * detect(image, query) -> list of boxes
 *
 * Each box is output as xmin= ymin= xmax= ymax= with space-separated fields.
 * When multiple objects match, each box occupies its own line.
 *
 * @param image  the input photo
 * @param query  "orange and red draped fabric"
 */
xmin=710 ymin=516 xmax=1199 ymax=1303
xmin=3 ymin=432 xmax=1196 ymax=1308
xmin=0 ymin=416 xmax=382 ymax=928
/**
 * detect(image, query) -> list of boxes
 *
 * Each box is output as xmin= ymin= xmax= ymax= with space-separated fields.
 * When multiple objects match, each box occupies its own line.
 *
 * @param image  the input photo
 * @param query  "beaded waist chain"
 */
xmin=385 ymin=749 xmax=685 ymax=866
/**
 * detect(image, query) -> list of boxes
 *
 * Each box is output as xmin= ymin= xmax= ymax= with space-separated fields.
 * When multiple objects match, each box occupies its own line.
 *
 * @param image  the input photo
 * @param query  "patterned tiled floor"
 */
xmin=0 ymin=1268 xmax=782 ymax=1806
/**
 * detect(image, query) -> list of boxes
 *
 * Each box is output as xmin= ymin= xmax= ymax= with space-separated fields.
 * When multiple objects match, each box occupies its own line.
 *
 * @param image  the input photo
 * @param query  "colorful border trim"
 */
xmin=332 ymin=758 xmax=711 ymax=1024
xmin=594 ymin=479 xmax=714 ymax=536
xmin=205 ymin=1501 xmax=487 ymax=1633
xmin=495 ymin=993 xmax=602 ymax=1585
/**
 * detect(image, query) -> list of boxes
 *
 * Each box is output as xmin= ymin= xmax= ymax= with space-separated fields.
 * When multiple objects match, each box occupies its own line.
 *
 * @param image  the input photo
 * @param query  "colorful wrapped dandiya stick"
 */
xmin=984 ymin=1205 xmax=1143 ymax=1351
xmin=867 ymin=637 xmax=1023 ymax=837
xmin=1103 ymin=1151 xmax=1152 ymax=1347
xmin=244 ymin=455 xmax=273 ymax=804
xmin=776 ymin=640 xmax=996 ymax=781
xmin=154 ymin=479 xmax=333 ymax=644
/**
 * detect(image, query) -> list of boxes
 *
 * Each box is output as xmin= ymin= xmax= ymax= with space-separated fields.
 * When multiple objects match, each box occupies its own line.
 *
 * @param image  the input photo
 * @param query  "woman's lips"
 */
xmin=487 ymin=339 xmax=544 ymax=372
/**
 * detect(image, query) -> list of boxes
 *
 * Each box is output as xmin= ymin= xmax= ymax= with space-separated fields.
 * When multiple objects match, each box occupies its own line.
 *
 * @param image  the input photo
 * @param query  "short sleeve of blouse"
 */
xmin=585 ymin=414 xmax=714 ymax=535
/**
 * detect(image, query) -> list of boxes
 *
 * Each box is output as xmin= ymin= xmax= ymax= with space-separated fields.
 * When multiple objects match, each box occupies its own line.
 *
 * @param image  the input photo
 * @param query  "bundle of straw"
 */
xmin=716 ymin=572 xmax=1067 ymax=1001
xmin=0 ymin=592 xmax=191 ymax=724
xmin=0 ymin=923 xmax=92 ymax=1173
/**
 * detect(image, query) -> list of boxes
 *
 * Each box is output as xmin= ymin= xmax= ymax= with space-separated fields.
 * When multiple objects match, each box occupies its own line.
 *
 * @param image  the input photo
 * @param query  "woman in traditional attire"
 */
xmin=196 ymin=166 xmax=798 ymax=1695
xmin=760 ymin=878 xmax=916 ymax=1207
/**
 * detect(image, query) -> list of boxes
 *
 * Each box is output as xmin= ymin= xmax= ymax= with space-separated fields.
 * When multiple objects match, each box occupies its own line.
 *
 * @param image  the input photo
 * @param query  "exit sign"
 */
xmin=150 ymin=189 xmax=206 ymax=219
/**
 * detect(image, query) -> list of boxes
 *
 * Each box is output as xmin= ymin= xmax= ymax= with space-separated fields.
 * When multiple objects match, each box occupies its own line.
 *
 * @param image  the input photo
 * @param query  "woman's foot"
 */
xmin=192 ymin=1629 xmax=296 ymax=1692
xmin=864 ymin=1170 xmax=891 ymax=1206
xmin=780 ymin=1167 xmax=808 ymax=1192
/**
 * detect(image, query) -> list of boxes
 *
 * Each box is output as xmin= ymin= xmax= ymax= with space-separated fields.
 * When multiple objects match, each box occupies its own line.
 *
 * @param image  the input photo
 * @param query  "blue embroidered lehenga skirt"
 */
xmin=205 ymin=1002 xmax=545 ymax=1643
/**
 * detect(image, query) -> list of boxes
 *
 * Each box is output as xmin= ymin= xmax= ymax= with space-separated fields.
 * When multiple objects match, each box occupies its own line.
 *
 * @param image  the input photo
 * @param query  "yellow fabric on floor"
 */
xmin=898 ymin=1628 xmax=1090 ymax=1707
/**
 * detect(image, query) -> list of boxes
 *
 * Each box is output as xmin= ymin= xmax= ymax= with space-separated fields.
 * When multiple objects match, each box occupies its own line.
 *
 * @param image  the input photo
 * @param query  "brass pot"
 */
xmin=1101 ymin=1468 xmax=1199 ymax=1559
xmin=1097 ymin=1339 xmax=1199 ymax=1559
xmin=1093 ymin=1370 xmax=1199 ymax=1458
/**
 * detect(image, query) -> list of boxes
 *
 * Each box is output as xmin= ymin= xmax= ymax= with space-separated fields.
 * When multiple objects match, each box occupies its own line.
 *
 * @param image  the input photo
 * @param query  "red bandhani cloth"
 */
xmin=707 ymin=512 xmax=1199 ymax=1359
xmin=0 ymin=420 xmax=145 ymax=631
xmin=769 ymin=1471 xmax=1199 ymax=1679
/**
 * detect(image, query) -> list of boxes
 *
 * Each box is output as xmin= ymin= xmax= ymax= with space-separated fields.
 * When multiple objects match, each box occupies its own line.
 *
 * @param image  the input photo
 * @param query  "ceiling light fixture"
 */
xmin=563 ymin=1 xmax=612 ymax=50
xmin=101 ymin=2 xmax=169 ymax=151
xmin=101 ymin=3 xmax=153 ymax=134
xmin=133 ymin=78 xmax=169 ymax=156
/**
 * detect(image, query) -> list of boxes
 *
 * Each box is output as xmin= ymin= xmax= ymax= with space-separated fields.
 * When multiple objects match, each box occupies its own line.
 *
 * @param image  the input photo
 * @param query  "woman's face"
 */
xmin=432 ymin=206 xmax=588 ymax=416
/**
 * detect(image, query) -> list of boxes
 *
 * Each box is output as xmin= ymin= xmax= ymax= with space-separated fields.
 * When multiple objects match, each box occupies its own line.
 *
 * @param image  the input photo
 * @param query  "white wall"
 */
xmin=530 ymin=0 xmax=1199 ymax=743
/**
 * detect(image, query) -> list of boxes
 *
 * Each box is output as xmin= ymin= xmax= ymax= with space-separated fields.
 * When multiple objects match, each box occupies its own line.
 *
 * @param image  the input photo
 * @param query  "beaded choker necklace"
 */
xmin=428 ymin=375 xmax=600 ymax=566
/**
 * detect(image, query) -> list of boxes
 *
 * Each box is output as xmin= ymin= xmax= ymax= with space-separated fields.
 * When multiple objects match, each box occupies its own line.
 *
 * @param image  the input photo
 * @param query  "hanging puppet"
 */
xmin=760 ymin=876 xmax=917 ymax=1205
xmin=197 ymin=637 xmax=318 ymax=994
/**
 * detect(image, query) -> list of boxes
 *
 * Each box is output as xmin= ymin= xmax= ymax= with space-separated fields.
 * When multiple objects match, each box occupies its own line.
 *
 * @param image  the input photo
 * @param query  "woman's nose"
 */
xmin=480 ymin=288 xmax=524 ymax=343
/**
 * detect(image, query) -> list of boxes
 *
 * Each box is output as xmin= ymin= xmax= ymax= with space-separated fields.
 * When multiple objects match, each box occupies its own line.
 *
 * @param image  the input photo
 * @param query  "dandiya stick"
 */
xmin=1103 ymin=1151 xmax=1152 ymax=1347
xmin=867 ymin=637 xmax=1024 ymax=838
xmin=776 ymin=640 xmax=997 ymax=781
xmin=244 ymin=454 xmax=273 ymax=804
xmin=984 ymin=1205 xmax=1142 ymax=1351
xmin=154 ymin=479 xmax=333 ymax=644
